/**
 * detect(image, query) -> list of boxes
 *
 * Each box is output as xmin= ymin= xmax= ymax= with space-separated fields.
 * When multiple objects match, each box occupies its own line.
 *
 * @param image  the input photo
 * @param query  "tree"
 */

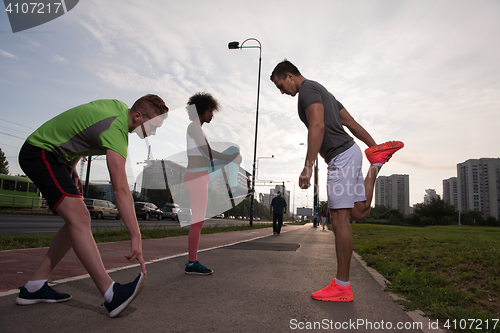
xmin=0 ymin=148 xmax=9 ymax=174
xmin=460 ymin=210 xmax=485 ymax=226
xmin=145 ymin=189 xmax=172 ymax=208
xmin=226 ymin=198 xmax=270 ymax=219
xmin=367 ymin=204 xmax=393 ymax=219
xmin=414 ymin=196 xmax=457 ymax=225
xmin=484 ymin=216 xmax=499 ymax=227
xmin=141 ymin=179 xmax=173 ymax=208
xmin=86 ymin=184 xmax=104 ymax=200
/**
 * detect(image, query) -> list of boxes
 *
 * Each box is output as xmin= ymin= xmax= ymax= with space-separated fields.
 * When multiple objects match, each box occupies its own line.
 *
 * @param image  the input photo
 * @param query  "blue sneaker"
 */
xmin=185 ymin=260 xmax=213 ymax=275
xmin=15 ymin=281 xmax=71 ymax=305
xmin=103 ymin=273 xmax=147 ymax=318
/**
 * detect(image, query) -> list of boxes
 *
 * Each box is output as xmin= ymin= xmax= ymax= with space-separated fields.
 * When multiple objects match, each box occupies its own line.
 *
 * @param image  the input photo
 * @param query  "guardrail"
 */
xmin=0 ymin=194 xmax=45 ymax=213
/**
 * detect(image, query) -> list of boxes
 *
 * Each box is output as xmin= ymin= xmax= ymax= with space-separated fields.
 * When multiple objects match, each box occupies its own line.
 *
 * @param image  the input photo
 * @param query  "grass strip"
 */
xmin=0 ymin=223 xmax=273 ymax=251
xmin=352 ymin=224 xmax=500 ymax=333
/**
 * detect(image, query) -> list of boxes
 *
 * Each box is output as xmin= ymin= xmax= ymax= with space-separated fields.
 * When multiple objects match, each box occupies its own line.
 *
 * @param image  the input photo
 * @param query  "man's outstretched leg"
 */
xmin=16 ymin=197 xmax=146 ymax=318
xmin=15 ymin=223 xmax=74 ymax=305
xmin=57 ymin=197 xmax=114 ymax=294
xmin=351 ymin=141 xmax=404 ymax=221
xmin=57 ymin=197 xmax=147 ymax=318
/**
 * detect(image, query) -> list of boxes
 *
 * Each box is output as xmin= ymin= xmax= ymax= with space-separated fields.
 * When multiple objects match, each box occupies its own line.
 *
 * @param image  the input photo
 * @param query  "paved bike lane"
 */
xmin=0 ymin=224 xmax=440 ymax=332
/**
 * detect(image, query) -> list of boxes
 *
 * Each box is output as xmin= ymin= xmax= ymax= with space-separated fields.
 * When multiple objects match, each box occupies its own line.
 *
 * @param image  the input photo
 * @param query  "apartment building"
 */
xmin=374 ymin=174 xmax=410 ymax=215
xmin=457 ymin=158 xmax=500 ymax=219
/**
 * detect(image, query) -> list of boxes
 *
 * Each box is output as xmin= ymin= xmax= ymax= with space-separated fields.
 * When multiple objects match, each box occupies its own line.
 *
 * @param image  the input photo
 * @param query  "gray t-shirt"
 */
xmin=271 ymin=195 xmax=287 ymax=215
xmin=298 ymin=80 xmax=354 ymax=164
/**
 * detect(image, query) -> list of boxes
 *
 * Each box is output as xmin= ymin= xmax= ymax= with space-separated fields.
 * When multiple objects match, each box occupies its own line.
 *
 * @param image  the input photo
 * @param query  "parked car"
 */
xmin=177 ymin=208 xmax=192 ymax=223
xmin=84 ymin=198 xmax=120 ymax=220
xmin=134 ymin=202 xmax=162 ymax=220
xmin=214 ymin=213 xmax=224 ymax=219
xmin=161 ymin=203 xmax=180 ymax=221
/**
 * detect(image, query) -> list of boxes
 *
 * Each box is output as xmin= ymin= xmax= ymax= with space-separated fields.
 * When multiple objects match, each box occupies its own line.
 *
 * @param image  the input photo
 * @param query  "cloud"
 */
xmin=53 ymin=55 xmax=68 ymax=63
xmin=2 ymin=0 xmax=500 ymax=207
xmin=0 ymin=49 xmax=18 ymax=59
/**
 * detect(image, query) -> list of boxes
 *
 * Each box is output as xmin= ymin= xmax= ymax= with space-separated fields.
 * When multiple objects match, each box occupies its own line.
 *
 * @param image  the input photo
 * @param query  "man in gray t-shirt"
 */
xmin=297 ymin=79 xmax=354 ymax=163
xmin=271 ymin=59 xmax=403 ymax=302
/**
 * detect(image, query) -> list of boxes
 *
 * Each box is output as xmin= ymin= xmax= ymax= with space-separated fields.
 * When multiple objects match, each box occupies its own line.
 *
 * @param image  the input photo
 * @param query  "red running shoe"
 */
xmin=364 ymin=141 xmax=404 ymax=165
xmin=311 ymin=279 xmax=353 ymax=302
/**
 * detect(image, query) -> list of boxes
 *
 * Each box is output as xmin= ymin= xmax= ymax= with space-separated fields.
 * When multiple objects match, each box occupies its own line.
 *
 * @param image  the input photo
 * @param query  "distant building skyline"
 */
xmin=375 ymin=174 xmax=410 ymax=215
xmin=442 ymin=177 xmax=458 ymax=211
xmin=140 ymin=159 xmax=250 ymax=209
xmin=424 ymin=189 xmax=439 ymax=205
xmin=456 ymin=158 xmax=500 ymax=219
xmin=260 ymin=184 xmax=290 ymax=211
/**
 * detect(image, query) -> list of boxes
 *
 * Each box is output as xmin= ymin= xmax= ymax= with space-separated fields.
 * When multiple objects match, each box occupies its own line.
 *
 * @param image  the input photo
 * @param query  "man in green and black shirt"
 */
xmin=17 ymin=95 xmax=168 ymax=317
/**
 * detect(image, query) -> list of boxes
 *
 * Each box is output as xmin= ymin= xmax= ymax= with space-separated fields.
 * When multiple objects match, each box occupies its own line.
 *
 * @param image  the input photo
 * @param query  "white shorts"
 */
xmin=327 ymin=144 xmax=366 ymax=209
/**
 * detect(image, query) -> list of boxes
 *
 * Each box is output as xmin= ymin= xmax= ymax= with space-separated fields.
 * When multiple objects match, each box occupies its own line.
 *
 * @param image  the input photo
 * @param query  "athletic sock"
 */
xmin=373 ymin=162 xmax=383 ymax=167
xmin=25 ymin=280 xmax=47 ymax=293
xmin=104 ymin=282 xmax=115 ymax=303
xmin=335 ymin=279 xmax=350 ymax=287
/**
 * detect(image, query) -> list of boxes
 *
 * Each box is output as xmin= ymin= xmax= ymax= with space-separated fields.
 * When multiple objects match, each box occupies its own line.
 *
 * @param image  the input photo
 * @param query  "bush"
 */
xmin=460 ymin=210 xmax=485 ymax=226
xmin=484 ymin=216 xmax=499 ymax=227
xmin=440 ymin=215 xmax=456 ymax=225
xmin=414 ymin=196 xmax=457 ymax=225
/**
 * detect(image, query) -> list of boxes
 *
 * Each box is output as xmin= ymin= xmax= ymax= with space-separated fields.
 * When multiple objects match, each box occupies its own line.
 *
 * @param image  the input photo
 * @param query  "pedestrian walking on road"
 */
xmin=271 ymin=59 xmax=403 ymax=302
xmin=320 ymin=209 xmax=328 ymax=230
xmin=270 ymin=191 xmax=287 ymax=235
xmin=16 ymin=95 xmax=168 ymax=317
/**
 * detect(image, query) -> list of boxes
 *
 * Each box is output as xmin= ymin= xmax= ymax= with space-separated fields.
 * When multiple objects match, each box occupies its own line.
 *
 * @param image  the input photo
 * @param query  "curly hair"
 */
xmin=270 ymin=59 xmax=302 ymax=81
xmin=131 ymin=94 xmax=169 ymax=118
xmin=186 ymin=92 xmax=220 ymax=121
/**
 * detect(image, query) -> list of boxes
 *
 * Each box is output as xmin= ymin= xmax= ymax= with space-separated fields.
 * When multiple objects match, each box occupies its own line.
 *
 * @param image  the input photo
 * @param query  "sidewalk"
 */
xmin=0 ymin=224 xmax=430 ymax=332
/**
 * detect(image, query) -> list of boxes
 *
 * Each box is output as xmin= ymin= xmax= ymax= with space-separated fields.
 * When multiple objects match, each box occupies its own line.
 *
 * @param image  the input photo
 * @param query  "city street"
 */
xmin=0 ymin=224 xmax=429 ymax=332
xmin=0 ymin=213 xmax=265 ymax=236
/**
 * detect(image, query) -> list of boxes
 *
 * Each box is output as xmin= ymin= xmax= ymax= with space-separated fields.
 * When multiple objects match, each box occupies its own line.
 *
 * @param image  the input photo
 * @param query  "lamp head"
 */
xmin=228 ymin=41 xmax=240 ymax=49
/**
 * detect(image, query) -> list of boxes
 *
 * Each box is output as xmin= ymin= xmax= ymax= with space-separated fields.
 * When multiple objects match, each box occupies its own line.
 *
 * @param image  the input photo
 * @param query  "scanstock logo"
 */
xmin=3 ymin=0 xmax=79 ymax=33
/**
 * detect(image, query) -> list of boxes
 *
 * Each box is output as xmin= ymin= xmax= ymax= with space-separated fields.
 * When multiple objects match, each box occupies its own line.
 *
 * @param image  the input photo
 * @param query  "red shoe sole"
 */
xmin=365 ymin=141 xmax=404 ymax=155
xmin=311 ymin=295 xmax=354 ymax=302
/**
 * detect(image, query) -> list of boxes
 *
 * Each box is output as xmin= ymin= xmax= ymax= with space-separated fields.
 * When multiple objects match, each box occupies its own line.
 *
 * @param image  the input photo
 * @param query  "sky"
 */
xmin=1 ymin=0 xmax=499 ymax=213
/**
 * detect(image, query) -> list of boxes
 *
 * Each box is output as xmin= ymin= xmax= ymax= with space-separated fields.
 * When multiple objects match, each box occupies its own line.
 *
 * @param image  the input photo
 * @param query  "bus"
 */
xmin=0 ymin=174 xmax=42 ymax=209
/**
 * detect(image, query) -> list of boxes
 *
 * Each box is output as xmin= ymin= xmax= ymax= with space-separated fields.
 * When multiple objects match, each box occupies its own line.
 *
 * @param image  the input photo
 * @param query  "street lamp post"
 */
xmin=286 ymin=180 xmax=296 ymax=221
xmin=228 ymin=38 xmax=262 ymax=227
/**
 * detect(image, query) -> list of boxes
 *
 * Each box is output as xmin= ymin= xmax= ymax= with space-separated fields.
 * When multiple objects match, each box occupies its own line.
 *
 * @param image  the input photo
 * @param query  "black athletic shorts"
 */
xmin=18 ymin=142 xmax=82 ymax=214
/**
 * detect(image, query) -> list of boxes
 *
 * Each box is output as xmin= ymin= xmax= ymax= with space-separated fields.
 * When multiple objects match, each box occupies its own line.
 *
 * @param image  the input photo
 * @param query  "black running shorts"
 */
xmin=18 ymin=142 xmax=82 ymax=214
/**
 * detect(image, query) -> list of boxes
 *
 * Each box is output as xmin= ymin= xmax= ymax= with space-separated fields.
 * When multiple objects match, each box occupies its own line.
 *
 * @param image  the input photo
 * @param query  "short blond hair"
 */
xmin=131 ymin=94 xmax=169 ymax=118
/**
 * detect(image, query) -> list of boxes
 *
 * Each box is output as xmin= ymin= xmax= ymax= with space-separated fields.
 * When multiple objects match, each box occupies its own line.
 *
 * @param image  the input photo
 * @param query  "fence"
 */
xmin=0 ymin=193 xmax=45 ymax=213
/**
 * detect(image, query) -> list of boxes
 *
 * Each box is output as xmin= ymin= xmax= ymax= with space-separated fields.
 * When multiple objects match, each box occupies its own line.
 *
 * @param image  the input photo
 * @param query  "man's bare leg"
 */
xmin=351 ymin=164 xmax=381 ymax=221
xmin=46 ymin=197 xmax=113 ymax=295
xmin=351 ymin=140 xmax=405 ymax=220
xmin=310 ymin=207 xmax=354 ymax=302
xmin=29 ymin=222 xmax=72 ymax=282
xmin=329 ymin=208 xmax=353 ymax=282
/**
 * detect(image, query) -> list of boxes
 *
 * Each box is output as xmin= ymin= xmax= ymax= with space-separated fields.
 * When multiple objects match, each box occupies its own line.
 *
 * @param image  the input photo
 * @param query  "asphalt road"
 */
xmin=0 ymin=225 xmax=428 ymax=332
xmin=0 ymin=213 xmax=266 ymax=236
